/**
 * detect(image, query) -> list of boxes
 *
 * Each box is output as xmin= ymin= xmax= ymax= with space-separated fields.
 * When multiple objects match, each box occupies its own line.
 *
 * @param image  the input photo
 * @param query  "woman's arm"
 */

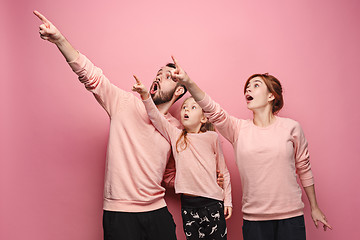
xmin=170 ymin=57 xmax=241 ymax=144
xmin=304 ymin=185 xmax=332 ymax=230
xmin=170 ymin=56 xmax=204 ymax=101
xmin=293 ymin=122 xmax=332 ymax=230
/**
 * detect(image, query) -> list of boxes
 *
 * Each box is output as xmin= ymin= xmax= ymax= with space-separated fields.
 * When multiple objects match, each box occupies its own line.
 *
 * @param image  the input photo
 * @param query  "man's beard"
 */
xmin=151 ymin=88 xmax=176 ymax=105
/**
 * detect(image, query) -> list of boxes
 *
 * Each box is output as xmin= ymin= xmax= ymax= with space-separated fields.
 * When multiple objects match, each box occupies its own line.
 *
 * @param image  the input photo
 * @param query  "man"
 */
xmin=34 ymin=10 xmax=223 ymax=240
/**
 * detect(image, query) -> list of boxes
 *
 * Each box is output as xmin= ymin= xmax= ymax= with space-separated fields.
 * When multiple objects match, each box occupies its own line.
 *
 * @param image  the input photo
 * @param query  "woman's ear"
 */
xmin=268 ymin=93 xmax=275 ymax=102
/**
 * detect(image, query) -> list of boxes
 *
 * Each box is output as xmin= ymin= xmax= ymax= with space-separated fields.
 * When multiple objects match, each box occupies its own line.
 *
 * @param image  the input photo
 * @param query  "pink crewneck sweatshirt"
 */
xmin=68 ymin=53 xmax=180 ymax=212
xmin=143 ymin=98 xmax=232 ymax=207
xmin=197 ymin=94 xmax=314 ymax=220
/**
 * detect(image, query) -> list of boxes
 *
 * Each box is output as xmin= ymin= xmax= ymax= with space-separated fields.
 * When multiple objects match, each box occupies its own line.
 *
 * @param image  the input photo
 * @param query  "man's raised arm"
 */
xmin=34 ymin=10 xmax=79 ymax=62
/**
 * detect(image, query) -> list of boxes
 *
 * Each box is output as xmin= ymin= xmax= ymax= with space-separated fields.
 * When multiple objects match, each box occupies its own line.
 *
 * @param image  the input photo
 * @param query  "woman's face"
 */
xmin=244 ymin=77 xmax=274 ymax=112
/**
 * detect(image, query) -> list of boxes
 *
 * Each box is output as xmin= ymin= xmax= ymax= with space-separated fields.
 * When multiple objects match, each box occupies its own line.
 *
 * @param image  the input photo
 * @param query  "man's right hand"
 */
xmin=132 ymin=75 xmax=150 ymax=100
xmin=34 ymin=11 xmax=64 ymax=44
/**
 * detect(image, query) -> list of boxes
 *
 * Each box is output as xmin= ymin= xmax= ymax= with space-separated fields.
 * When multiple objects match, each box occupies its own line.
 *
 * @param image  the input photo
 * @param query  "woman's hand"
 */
xmin=132 ymin=75 xmax=150 ymax=100
xmin=170 ymin=56 xmax=191 ymax=85
xmin=311 ymin=206 xmax=332 ymax=231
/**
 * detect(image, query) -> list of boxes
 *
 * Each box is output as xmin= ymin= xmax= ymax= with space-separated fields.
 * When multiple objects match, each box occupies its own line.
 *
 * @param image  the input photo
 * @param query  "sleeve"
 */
xmin=68 ymin=52 xmax=130 ymax=116
xmin=215 ymin=136 xmax=232 ymax=207
xmin=197 ymin=94 xmax=241 ymax=144
xmin=162 ymin=153 xmax=176 ymax=188
xmin=292 ymin=122 xmax=314 ymax=187
xmin=142 ymin=97 xmax=179 ymax=143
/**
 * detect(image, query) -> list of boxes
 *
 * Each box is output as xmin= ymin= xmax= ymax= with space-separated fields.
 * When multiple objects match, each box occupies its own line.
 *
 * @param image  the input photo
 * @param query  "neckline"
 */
xmin=251 ymin=116 xmax=279 ymax=130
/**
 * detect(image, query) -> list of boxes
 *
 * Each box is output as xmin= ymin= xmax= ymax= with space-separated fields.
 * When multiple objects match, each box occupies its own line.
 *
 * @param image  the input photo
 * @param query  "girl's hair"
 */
xmin=244 ymin=73 xmax=284 ymax=114
xmin=176 ymin=98 xmax=215 ymax=152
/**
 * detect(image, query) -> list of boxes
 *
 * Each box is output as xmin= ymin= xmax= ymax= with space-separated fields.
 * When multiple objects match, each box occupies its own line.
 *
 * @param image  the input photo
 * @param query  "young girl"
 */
xmin=169 ymin=57 xmax=332 ymax=240
xmin=132 ymin=76 xmax=232 ymax=240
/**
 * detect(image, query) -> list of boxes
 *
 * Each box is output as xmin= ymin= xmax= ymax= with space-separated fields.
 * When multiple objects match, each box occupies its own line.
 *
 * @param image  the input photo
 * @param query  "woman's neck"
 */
xmin=252 ymin=108 xmax=276 ymax=128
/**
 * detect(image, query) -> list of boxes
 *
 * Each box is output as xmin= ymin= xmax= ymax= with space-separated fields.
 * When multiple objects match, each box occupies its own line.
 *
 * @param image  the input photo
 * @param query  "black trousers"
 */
xmin=242 ymin=215 xmax=306 ymax=240
xmin=103 ymin=207 xmax=177 ymax=240
xmin=181 ymin=195 xmax=227 ymax=240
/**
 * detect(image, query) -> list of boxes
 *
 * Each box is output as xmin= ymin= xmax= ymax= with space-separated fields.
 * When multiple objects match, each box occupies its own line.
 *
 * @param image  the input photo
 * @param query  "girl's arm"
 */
xmin=132 ymin=76 xmax=178 ymax=142
xmin=215 ymin=136 xmax=232 ymax=220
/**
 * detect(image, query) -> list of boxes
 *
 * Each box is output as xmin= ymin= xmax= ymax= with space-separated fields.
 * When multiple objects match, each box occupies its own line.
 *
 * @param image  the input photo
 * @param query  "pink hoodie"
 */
xmin=68 ymin=53 xmax=179 ymax=212
xmin=197 ymin=94 xmax=314 ymax=220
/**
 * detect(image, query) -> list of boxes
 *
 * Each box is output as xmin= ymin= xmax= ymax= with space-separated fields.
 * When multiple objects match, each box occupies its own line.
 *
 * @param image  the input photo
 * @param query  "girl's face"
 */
xmin=180 ymin=98 xmax=207 ymax=133
xmin=244 ymin=77 xmax=274 ymax=112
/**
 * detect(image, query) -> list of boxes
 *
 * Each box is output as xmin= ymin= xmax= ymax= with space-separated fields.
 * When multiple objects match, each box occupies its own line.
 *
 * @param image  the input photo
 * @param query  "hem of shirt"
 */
xmin=103 ymin=198 xmax=167 ymax=212
xmin=242 ymin=209 xmax=304 ymax=221
xmin=175 ymin=190 xmax=232 ymax=207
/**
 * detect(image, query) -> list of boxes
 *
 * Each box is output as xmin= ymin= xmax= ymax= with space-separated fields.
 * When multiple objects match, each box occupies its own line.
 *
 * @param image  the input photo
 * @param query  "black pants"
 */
xmin=103 ymin=207 xmax=177 ymax=240
xmin=242 ymin=215 xmax=306 ymax=240
xmin=181 ymin=195 xmax=227 ymax=240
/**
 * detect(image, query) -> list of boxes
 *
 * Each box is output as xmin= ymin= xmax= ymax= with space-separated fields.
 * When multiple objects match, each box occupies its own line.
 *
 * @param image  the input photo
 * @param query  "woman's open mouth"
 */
xmin=246 ymin=95 xmax=253 ymax=101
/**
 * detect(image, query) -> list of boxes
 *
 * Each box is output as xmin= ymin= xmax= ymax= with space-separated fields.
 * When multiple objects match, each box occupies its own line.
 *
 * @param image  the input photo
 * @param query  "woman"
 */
xmin=169 ymin=56 xmax=332 ymax=240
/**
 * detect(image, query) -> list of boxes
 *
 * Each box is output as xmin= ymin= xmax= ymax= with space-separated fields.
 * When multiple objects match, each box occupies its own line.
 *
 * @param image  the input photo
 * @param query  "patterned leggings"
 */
xmin=181 ymin=195 xmax=227 ymax=240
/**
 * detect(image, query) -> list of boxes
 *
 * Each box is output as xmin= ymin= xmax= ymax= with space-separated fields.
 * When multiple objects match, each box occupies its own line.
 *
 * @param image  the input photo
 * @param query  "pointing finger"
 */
xmin=321 ymin=219 xmax=332 ymax=230
xmin=171 ymin=55 xmax=180 ymax=69
xmin=33 ymin=10 xmax=50 ymax=28
xmin=133 ymin=75 xmax=141 ymax=84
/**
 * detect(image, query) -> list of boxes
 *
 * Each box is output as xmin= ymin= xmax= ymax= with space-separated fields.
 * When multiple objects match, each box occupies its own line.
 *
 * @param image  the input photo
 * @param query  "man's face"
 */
xmin=150 ymin=66 xmax=178 ymax=105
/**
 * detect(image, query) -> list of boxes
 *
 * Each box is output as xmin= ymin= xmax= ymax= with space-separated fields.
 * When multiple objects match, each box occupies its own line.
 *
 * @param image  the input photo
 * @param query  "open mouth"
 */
xmin=150 ymin=81 xmax=159 ymax=94
xmin=184 ymin=114 xmax=189 ymax=119
xmin=246 ymin=95 xmax=253 ymax=101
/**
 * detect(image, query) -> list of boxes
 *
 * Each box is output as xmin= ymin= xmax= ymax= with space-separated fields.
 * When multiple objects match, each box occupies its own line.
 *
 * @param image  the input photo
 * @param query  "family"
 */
xmin=34 ymin=10 xmax=331 ymax=240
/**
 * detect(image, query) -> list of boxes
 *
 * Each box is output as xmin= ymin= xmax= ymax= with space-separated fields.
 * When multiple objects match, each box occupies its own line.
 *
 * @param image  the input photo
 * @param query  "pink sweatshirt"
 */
xmin=197 ymin=94 xmax=314 ymax=220
xmin=143 ymin=97 xmax=232 ymax=207
xmin=68 ymin=53 xmax=180 ymax=212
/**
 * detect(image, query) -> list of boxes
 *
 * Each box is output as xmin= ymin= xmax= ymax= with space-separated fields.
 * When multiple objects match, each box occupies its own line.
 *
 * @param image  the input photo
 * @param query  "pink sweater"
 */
xmin=197 ymin=94 xmax=314 ymax=220
xmin=68 ymin=53 xmax=180 ymax=212
xmin=143 ymin=98 xmax=232 ymax=207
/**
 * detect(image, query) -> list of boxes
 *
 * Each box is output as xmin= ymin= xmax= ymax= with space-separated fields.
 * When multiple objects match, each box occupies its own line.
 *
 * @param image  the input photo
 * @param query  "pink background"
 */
xmin=1 ymin=0 xmax=359 ymax=239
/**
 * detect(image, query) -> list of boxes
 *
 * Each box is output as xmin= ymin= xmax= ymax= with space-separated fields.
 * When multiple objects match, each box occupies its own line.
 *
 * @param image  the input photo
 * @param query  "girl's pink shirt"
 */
xmin=143 ymin=98 xmax=232 ymax=207
xmin=197 ymin=94 xmax=314 ymax=220
xmin=68 ymin=53 xmax=179 ymax=212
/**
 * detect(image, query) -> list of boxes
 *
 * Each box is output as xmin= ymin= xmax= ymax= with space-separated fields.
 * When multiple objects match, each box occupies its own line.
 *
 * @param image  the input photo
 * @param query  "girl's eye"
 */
xmin=254 ymin=84 xmax=259 ymax=88
xmin=192 ymin=106 xmax=196 ymax=109
xmin=167 ymin=75 xmax=171 ymax=79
